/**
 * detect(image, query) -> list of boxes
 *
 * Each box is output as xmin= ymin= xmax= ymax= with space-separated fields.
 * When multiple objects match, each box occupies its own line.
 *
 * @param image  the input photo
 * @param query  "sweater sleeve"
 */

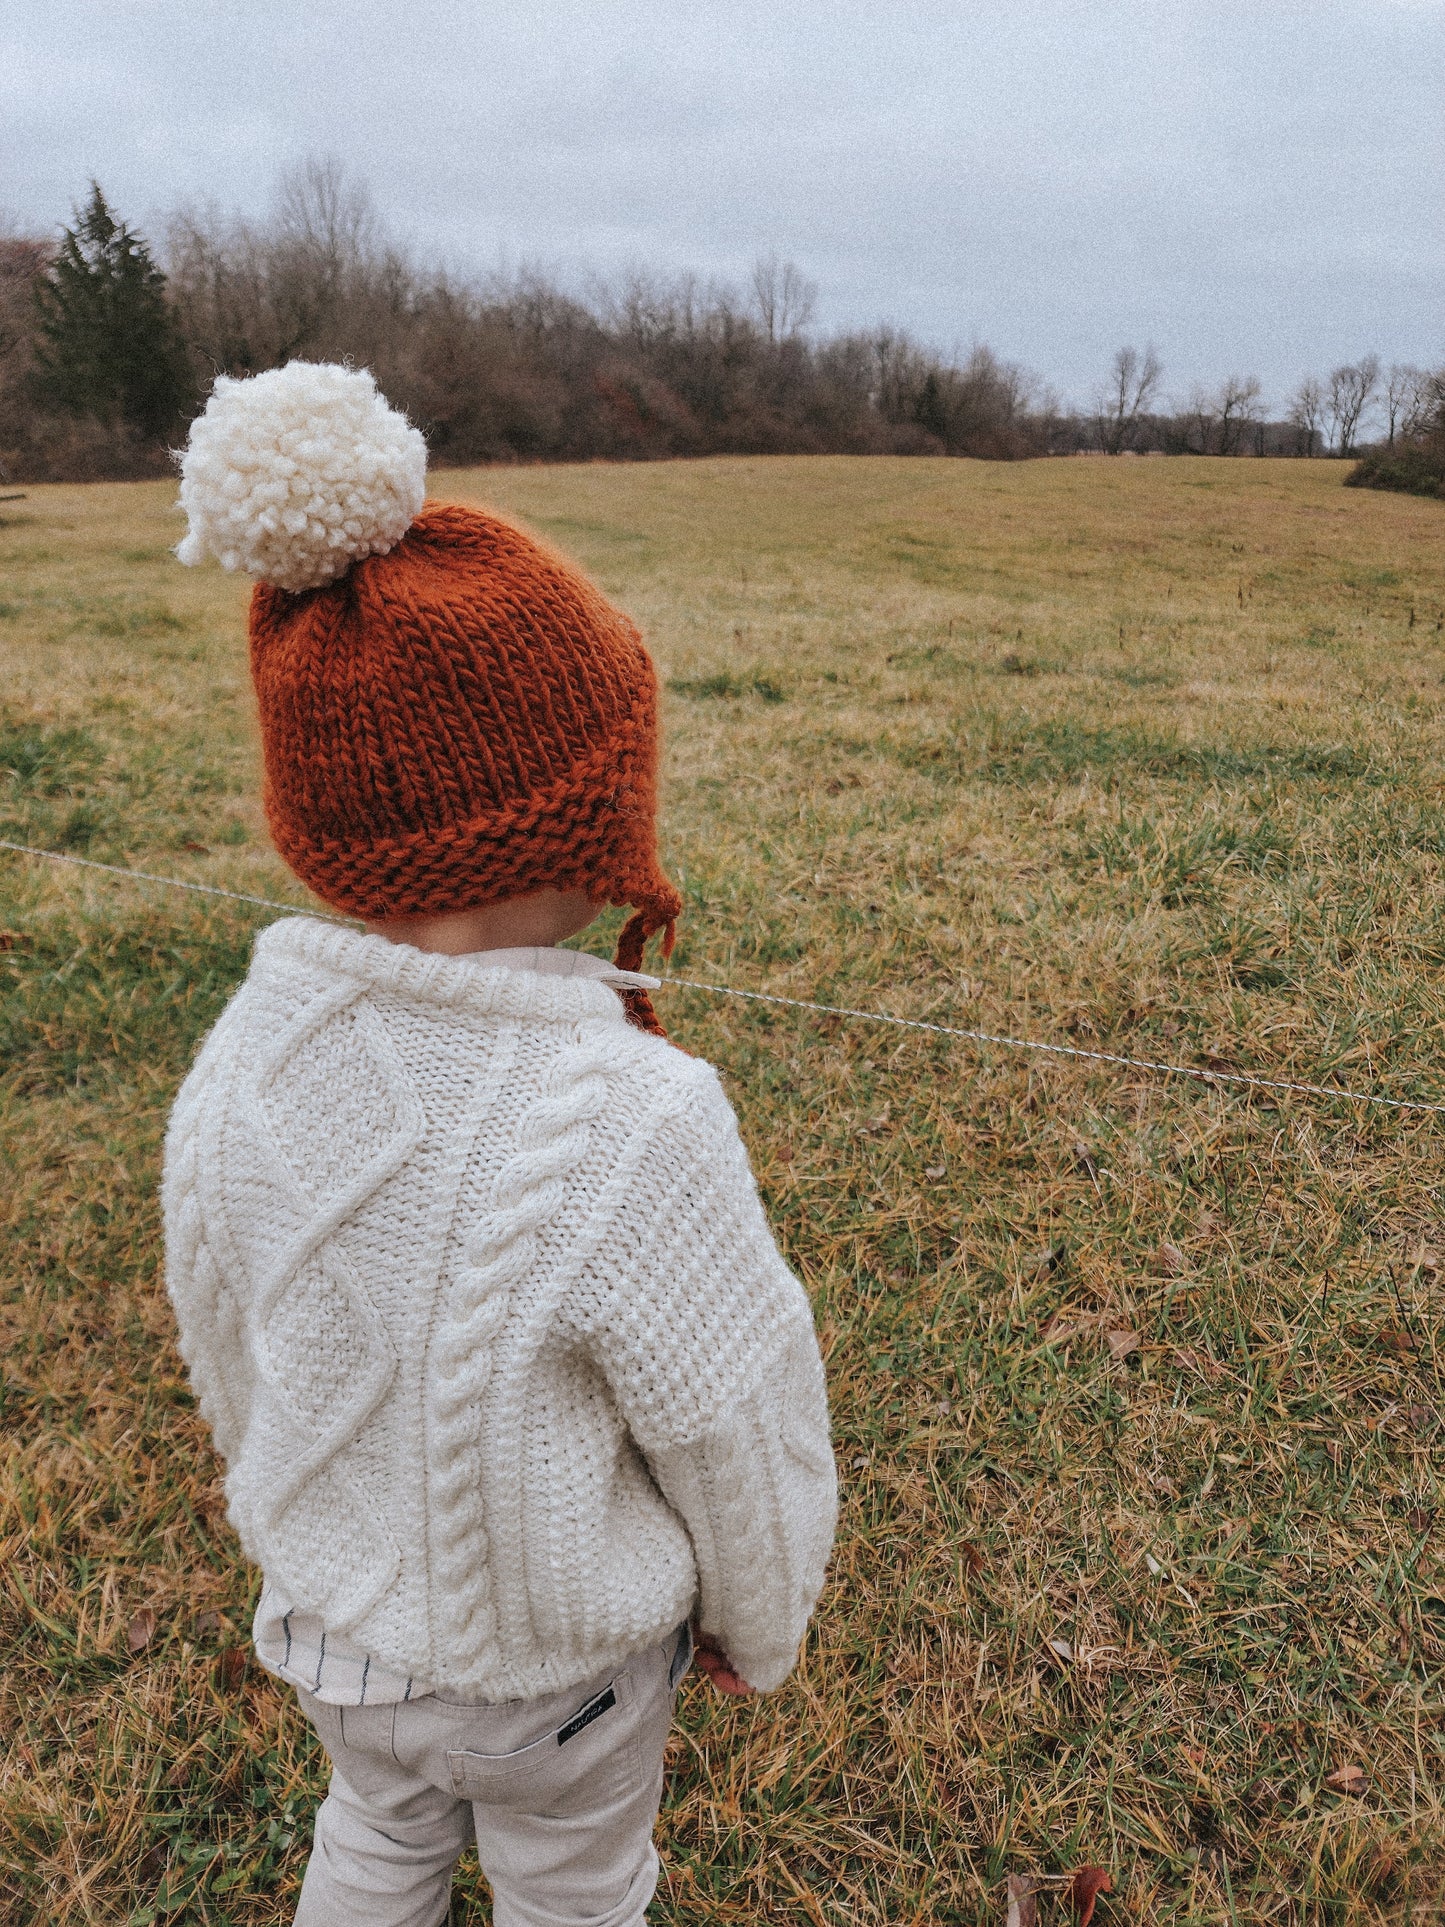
xmin=576 ymin=1062 xmax=837 ymax=1691
xmin=160 ymin=1036 xmax=254 ymax=1474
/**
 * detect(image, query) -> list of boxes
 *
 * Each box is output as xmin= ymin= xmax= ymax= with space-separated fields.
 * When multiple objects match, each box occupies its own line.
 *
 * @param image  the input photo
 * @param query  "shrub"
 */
xmin=1347 ymin=443 xmax=1445 ymax=501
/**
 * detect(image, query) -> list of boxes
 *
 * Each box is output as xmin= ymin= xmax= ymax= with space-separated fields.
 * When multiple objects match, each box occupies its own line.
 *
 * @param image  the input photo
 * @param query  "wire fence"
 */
xmin=4 ymin=835 xmax=1445 ymax=1119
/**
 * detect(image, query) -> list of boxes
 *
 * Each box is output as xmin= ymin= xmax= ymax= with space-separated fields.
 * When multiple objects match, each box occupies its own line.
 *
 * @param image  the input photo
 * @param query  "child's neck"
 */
xmin=367 ymin=889 xmax=602 ymax=958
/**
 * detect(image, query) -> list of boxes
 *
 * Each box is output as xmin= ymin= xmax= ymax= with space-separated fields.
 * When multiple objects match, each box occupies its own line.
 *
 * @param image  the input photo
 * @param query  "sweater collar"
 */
xmin=251 ymin=918 xmax=660 ymax=1023
xmin=471 ymin=944 xmax=660 ymax=990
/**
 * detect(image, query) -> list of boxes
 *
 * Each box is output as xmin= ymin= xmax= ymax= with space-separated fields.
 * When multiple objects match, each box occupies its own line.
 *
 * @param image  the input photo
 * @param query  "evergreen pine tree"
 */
xmin=34 ymin=184 xmax=190 ymax=439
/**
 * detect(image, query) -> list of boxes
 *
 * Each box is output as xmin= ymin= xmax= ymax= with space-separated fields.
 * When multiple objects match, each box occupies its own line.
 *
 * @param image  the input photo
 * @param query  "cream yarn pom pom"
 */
xmin=175 ymin=362 xmax=427 ymax=593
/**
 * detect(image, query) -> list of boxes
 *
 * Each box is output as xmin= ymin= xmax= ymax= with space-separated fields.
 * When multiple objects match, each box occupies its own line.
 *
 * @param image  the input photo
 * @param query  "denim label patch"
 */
xmin=557 ymin=1685 xmax=615 ymax=1745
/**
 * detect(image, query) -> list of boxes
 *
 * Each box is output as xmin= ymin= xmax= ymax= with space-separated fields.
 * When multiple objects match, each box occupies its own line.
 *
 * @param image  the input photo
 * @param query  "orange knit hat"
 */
xmin=176 ymin=363 xmax=681 ymax=1024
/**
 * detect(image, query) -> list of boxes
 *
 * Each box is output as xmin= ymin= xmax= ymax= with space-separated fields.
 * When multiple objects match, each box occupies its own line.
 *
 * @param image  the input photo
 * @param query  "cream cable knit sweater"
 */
xmin=162 ymin=919 xmax=836 ymax=1701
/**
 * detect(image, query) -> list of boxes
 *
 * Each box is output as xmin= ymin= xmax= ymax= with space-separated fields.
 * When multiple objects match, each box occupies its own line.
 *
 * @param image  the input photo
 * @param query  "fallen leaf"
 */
xmin=127 ymin=1608 xmax=158 ymax=1653
xmin=775 ymin=1144 xmax=794 ymax=1164
xmin=1073 ymin=1142 xmax=1100 ymax=1181
xmin=164 ymin=1761 xmax=190 ymax=1790
xmin=1202 ymin=1054 xmax=1240 ymax=1075
xmin=137 ymin=1841 xmax=169 ymax=1884
xmin=1006 ymin=1873 xmax=1038 ymax=1927
xmin=1068 ymin=1865 xmax=1113 ymax=1926
xmin=1182 ymin=1744 xmax=1207 ymax=1767
xmin=1325 ymin=1763 xmax=1368 ymax=1796
xmin=0 ymin=930 xmax=33 ymax=952
xmin=1323 ymin=1439 xmax=1345 ymax=1467
xmin=960 ymin=1539 xmax=986 ymax=1577
xmin=1405 ymin=1508 xmax=1433 ymax=1534
xmin=924 ymin=1163 xmax=946 ymax=1180
xmin=1196 ymin=1209 xmax=1222 ymax=1235
xmin=1158 ymin=1241 xmax=1189 ymax=1274
xmin=1171 ymin=1346 xmax=1222 ymax=1379
xmin=1145 ymin=1552 xmax=1164 ymax=1577
xmin=1403 ymin=1404 xmax=1434 ymax=1435
xmin=194 ymin=1609 xmax=224 ymax=1638
xmin=1048 ymin=1637 xmax=1073 ymax=1662
xmin=181 ymin=840 xmax=211 ymax=854
xmin=217 ymin=1646 xmax=249 ymax=1690
xmin=1028 ymin=1244 xmax=1066 ymax=1276
xmin=1041 ymin=1316 xmax=1079 ymax=1345
xmin=1106 ymin=1329 xmax=1140 ymax=1361
xmin=1380 ymin=1327 xmax=1418 ymax=1355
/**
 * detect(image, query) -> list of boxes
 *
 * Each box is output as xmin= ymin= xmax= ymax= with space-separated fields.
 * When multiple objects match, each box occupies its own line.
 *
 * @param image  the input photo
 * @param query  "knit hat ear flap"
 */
xmin=614 ymin=905 xmax=679 ymax=1038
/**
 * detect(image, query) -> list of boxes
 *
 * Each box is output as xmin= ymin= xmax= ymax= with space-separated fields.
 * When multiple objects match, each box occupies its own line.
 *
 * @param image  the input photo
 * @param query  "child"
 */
xmin=161 ymin=363 xmax=837 ymax=1927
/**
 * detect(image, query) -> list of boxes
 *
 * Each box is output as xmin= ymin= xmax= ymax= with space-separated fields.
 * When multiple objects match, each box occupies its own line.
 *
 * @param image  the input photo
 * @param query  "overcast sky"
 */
xmin=3 ymin=0 xmax=1440 ymax=410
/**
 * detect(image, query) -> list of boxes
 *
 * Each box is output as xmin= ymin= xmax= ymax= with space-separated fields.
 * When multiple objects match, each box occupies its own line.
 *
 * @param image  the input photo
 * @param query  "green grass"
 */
xmin=3 ymin=456 xmax=1445 ymax=1923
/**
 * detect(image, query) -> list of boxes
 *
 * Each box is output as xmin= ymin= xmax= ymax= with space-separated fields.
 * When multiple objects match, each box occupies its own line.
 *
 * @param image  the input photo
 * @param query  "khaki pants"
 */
xmin=293 ymin=1628 xmax=690 ymax=1927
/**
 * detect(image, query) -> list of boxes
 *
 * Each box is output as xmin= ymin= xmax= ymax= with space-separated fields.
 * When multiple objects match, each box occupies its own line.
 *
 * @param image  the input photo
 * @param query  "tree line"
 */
xmin=2 ymin=165 xmax=1440 ymax=484
xmin=1089 ymin=346 xmax=1441 ymax=461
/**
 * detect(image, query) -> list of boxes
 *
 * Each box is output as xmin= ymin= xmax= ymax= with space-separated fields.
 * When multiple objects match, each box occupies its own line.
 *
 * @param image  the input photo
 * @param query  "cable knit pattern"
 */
xmin=427 ymin=1038 xmax=612 ymax=1679
xmin=162 ymin=919 xmax=836 ymax=1701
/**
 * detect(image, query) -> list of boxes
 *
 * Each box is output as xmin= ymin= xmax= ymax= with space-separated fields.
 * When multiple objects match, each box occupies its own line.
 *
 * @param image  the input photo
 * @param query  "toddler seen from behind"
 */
xmin=161 ymin=363 xmax=837 ymax=1927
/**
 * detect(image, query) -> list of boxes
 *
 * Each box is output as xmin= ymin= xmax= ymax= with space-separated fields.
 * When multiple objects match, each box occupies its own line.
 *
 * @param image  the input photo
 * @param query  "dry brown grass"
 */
xmin=3 ymin=456 xmax=1445 ymax=1924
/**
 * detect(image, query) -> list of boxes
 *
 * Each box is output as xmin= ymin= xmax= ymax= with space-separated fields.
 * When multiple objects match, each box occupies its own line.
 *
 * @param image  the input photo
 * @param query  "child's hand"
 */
xmin=693 ymin=1631 xmax=754 ymax=1697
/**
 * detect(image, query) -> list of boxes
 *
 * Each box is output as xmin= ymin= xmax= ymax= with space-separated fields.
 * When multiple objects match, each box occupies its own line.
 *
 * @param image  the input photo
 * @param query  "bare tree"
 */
xmin=867 ymin=326 xmax=928 ymax=420
xmin=1180 ymin=382 xmax=1219 ymax=455
xmin=1287 ymin=375 xmax=1324 ymax=455
xmin=0 ymin=233 xmax=48 ymax=368
xmin=1326 ymin=355 xmax=1380 ymax=454
xmin=168 ymin=159 xmax=403 ymax=381
xmin=1420 ymin=369 xmax=1445 ymax=444
xmin=1214 ymin=375 xmax=1263 ymax=456
xmin=0 ymin=231 xmax=50 ymax=480
xmin=749 ymin=253 xmax=816 ymax=344
xmin=1382 ymin=363 xmax=1435 ymax=446
xmin=1094 ymin=345 xmax=1162 ymax=453
xmin=605 ymin=269 xmax=692 ymax=352
xmin=273 ymin=154 xmax=379 ymax=272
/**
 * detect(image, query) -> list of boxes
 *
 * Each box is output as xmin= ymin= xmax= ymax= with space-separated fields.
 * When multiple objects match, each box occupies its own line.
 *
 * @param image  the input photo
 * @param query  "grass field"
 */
xmin=3 ymin=454 xmax=1445 ymax=1925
